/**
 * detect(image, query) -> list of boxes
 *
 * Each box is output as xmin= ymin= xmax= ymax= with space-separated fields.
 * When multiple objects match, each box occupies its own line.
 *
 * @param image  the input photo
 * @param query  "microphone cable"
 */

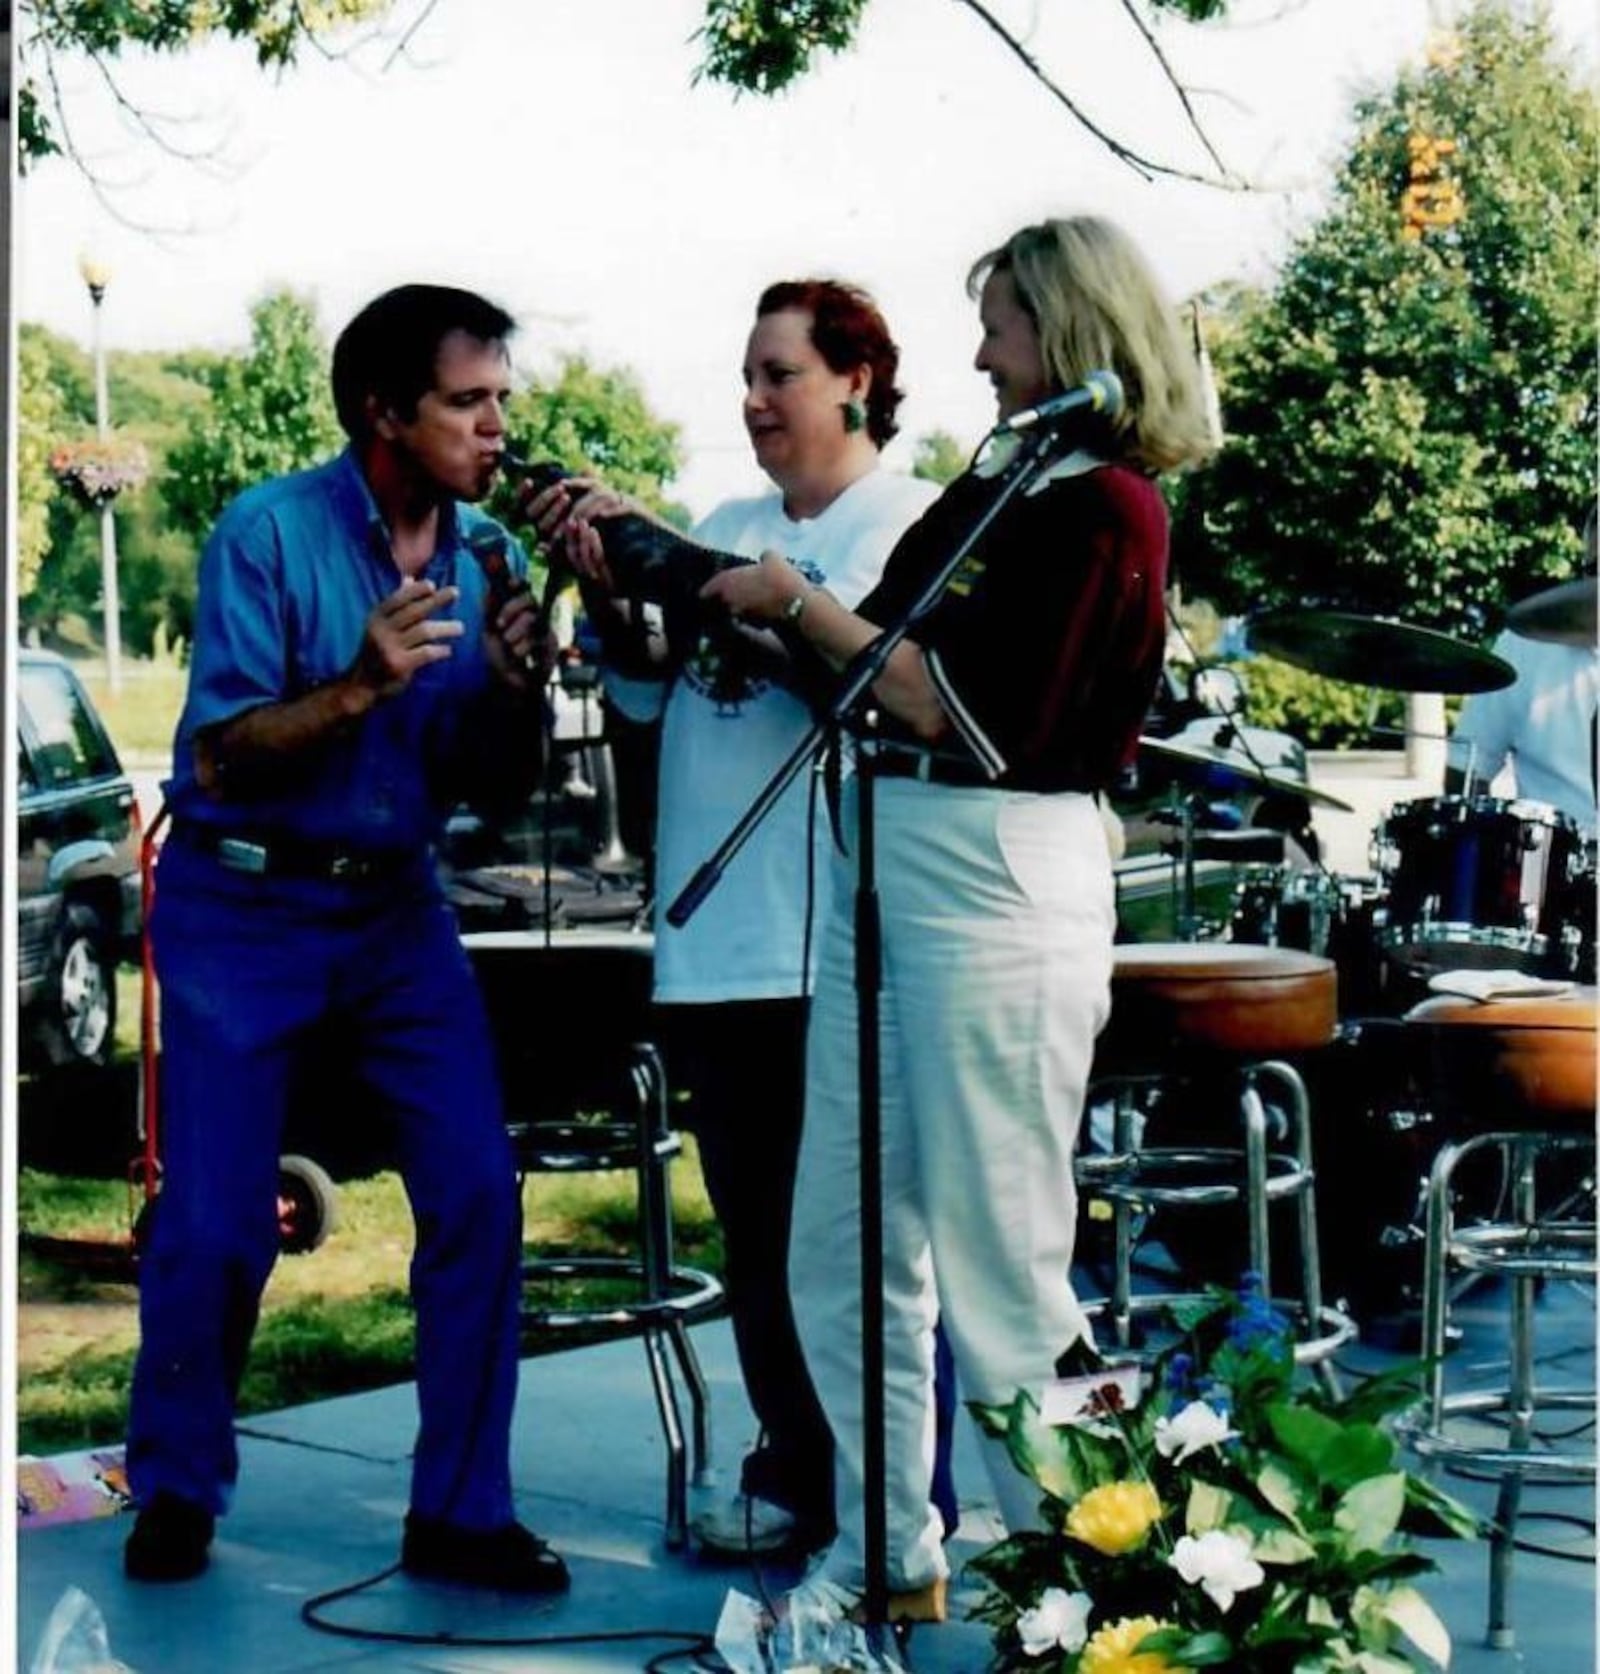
xmin=294 ymin=1152 xmax=719 ymax=1662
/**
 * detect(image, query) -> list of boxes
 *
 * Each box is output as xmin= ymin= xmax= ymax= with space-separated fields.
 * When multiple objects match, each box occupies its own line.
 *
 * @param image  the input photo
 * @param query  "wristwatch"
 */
xmin=783 ymin=587 xmax=812 ymax=624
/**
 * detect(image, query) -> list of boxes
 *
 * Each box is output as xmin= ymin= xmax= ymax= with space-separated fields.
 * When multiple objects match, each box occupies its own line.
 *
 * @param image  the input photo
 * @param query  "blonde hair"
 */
xmin=968 ymin=217 xmax=1215 ymax=475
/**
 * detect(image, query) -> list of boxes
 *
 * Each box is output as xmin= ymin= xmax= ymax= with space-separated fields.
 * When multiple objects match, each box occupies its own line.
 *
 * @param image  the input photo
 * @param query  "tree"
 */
xmin=17 ymin=330 xmax=69 ymax=598
xmin=1173 ymin=1 xmax=1597 ymax=641
xmin=163 ymin=289 xmax=344 ymax=546
xmin=695 ymin=0 xmax=1245 ymax=186
xmin=18 ymin=324 xmax=215 ymax=650
xmin=911 ymin=429 xmax=970 ymax=487
xmin=499 ymin=356 xmax=687 ymax=530
xmin=17 ymin=0 xmax=423 ymax=194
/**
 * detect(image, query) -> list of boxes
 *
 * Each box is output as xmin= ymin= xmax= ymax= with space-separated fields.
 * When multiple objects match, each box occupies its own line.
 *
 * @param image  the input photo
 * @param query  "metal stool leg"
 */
xmin=642 ymin=1325 xmax=691 ymax=1549
xmin=1420 ymin=1137 xmax=1469 ymax=1426
xmin=1487 ymin=1136 xmax=1540 ymax=1649
xmin=1260 ymin=1059 xmax=1338 ymax=1395
xmin=666 ymin=1314 xmax=716 ymax=1489
xmin=1241 ymin=1071 xmax=1272 ymax=1292
xmin=1111 ymin=1084 xmax=1139 ymax=1349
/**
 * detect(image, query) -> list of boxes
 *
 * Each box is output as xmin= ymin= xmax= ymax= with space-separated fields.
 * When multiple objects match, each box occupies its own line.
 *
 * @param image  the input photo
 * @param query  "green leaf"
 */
xmin=1319 ymin=1424 xmax=1397 ymax=1490
xmin=1325 ymin=1363 xmax=1429 ymax=1426
xmin=981 ymin=1389 xmax=1110 ymax=1503
xmin=1147 ymin=1629 xmax=1237 ymax=1665
xmin=1335 ymin=1473 xmax=1407 ymax=1554
xmin=1250 ymin=1522 xmax=1319 ymax=1565
xmin=1383 ymin=1586 xmax=1453 ymax=1668
xmin=1169 ymin=1290 xmax=1235 ymax=1334
xmin=1186 ymin=1480 xmax=1235 ymax=1533
xmin=1268 ymin=1403 xmax=1345 ymax=1473
xmin=1258 ymin=1460 xmax=1311 ymax=1525
xmin=1401 ymin=1473 xmax=1482 ymax=1541
xmin=1306 ymin=1594 xmax=1340 ymax=1630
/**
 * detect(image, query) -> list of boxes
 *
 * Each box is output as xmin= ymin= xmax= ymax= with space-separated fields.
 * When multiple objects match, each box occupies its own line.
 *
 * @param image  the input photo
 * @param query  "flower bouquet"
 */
xmin=970 ymin=1277 xmax=1478 ymax=1673
xmin=49 ymin=438 xmax=150 ymax=508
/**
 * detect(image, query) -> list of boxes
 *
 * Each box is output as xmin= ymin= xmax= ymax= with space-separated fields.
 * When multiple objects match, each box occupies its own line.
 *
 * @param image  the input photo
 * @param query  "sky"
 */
xmin=15 ymin=0 xmax=1598 ymax=518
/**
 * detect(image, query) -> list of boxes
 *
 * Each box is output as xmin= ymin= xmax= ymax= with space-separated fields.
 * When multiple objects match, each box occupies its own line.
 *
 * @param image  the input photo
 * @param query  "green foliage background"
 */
xmin=1174 ymin=2 xmax=1598 ymax=642
xmin=18 ymin=294 xmax=689 ymax=659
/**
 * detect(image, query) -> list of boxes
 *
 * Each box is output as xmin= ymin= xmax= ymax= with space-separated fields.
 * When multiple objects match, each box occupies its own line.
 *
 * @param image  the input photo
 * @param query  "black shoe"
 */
xmin=401 ymin=1512 xmax=570 ymax=1594
xmin=124 ymin=1493 xmax=214 ymax=1582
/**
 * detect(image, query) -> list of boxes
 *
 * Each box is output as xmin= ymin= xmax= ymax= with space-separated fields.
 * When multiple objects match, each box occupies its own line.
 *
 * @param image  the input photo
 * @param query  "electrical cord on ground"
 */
xmin=298 ymin=1560 xmax=716 ymax=1658
xmin=1505 ymin=1510 xmax=1596 ymax=1562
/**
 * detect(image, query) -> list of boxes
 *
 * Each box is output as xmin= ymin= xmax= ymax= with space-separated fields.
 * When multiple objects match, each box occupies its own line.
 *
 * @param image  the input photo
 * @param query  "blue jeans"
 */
xmin=126 ymin=841 xmax=522 ymax=1529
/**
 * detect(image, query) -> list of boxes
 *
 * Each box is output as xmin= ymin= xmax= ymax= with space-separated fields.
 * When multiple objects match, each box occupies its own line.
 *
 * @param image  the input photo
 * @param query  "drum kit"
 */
xmin=1144 ymin=585 xmax=1597 ymax=1009
xmin=1132 ymin=582 xmax=1595 ymax=1321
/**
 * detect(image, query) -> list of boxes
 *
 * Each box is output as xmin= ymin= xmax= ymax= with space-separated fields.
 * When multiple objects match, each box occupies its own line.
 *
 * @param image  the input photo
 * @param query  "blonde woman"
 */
xmin=704 ymin=216 xmax=1216 ymax=1621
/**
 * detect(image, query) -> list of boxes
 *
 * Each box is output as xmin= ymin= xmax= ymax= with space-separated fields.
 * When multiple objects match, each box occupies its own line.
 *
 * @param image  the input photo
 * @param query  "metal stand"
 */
xmin=668 ymin=424 xmax=1062 ymax=1635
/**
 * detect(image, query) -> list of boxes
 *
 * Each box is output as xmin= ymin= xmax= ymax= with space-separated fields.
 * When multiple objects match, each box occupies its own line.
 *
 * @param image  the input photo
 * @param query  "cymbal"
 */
xmin=1139 ymin=734 xmax=1354 ymax=812
xmin=1506 ymin=576 xmax=1597 ymax=648
xmin=1248 ymin=609 xmax=1516 ymax=694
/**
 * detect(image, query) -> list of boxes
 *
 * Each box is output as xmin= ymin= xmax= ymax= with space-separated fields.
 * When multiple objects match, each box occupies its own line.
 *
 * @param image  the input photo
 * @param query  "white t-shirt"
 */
xmin=609 ymin=469 xmax=940 ymax=1002
xmin=1448 ymin=630 xmax=1599 ymax=833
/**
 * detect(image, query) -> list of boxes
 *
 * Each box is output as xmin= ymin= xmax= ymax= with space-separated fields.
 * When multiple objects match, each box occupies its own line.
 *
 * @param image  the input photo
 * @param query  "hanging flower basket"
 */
xmin=49 ymin=438 xmax=151 ymax=509
xmin=970 ymin=1277 xmax=1479 ymax=1673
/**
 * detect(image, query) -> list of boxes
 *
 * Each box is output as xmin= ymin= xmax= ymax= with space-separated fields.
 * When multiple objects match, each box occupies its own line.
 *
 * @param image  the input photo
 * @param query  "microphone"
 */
xmin=1001 ymin=369 xmax=1124 ymax=436
xmin=465 ymin=526 xmax=544 ymax=674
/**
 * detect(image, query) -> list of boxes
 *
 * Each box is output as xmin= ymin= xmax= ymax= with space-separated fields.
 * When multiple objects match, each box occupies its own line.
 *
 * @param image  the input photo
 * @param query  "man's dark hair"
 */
xmin=331 ymin=284 xmax=517 ymax=442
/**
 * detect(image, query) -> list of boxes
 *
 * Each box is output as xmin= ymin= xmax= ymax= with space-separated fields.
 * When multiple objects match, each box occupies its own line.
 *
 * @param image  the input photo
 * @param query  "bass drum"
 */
xmin=1229 ymin=867 xmax=1389 ymax=1016
xmin=1374 ymin=796 xmax=1583 ymax=977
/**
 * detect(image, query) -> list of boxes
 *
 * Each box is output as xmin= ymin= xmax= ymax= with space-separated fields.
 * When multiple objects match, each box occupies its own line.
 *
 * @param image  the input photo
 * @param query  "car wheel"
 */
xmin=40 ymin=901 xmax=117 ymax=1068
xmin=276 ymin=1154 xmax=338 ymax=1255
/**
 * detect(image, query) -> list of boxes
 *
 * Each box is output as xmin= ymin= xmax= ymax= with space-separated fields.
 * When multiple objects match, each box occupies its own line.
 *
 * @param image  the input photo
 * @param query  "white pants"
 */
xmin=791 ymin=780 xmax=1114 ymax=1591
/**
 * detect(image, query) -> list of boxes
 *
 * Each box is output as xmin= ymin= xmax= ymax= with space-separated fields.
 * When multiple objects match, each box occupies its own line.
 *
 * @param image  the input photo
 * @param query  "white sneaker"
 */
xmin=691 ymin=1490 xmax=798 ymax=1556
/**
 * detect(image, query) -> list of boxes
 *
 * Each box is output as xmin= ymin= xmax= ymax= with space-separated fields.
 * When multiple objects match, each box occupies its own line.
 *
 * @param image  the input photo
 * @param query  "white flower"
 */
xmin=1016 ymin=1587 xmax=1093 ymax=1656
xmin=1153 ymin=1399 xmax=1237 ymax=1465
xmin=1171 ymin=1529 xmax=1266 ymax=1613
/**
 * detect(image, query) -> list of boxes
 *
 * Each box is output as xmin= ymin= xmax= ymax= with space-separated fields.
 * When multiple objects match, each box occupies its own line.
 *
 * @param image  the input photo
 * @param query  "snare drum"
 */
xmin=1374 ymin=795 xmax=1582 ymax=975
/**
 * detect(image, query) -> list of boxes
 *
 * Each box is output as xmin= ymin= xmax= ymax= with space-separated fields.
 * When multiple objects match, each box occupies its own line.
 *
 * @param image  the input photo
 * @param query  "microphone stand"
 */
xmin=666 ymin=421 xmax=1064 ymax=1650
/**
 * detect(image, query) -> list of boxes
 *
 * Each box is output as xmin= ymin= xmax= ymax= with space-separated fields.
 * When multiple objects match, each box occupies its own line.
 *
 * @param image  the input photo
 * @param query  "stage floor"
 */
xmin=17 ymin=1286 xmax=1595 ymax=1673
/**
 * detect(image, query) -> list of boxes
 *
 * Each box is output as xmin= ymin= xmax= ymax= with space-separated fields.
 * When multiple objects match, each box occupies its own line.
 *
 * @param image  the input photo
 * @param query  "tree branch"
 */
xmin=951 ymin=0 xmax=1253 ymax=189
xmin=382 ymin=0 xmax=445 ymax=72
xmin=1116 ymin=0 xmax=1232 ymax=179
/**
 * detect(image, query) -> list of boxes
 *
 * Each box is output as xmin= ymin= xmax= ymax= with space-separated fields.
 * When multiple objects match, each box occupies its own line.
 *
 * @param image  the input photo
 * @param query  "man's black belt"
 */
xmin=871 ymin=746 xmax=994 ymax=789
xmin=173 ymin=822 xmax=421 ymax=883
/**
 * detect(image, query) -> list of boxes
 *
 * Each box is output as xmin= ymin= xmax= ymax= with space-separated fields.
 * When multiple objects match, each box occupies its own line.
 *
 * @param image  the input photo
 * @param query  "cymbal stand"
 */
xmin=1173 ymin=791 xmax=1205 ymax=941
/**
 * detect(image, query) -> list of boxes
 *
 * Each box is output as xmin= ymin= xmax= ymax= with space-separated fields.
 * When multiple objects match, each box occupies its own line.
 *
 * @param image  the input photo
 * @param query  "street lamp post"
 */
xmin=79 ymin=253 xmax=123 ymax=695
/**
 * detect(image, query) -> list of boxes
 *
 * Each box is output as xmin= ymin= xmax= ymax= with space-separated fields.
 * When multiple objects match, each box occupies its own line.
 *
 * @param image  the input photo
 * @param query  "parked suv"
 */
xmin=16 ymin=650 xmax=142 ymax=1067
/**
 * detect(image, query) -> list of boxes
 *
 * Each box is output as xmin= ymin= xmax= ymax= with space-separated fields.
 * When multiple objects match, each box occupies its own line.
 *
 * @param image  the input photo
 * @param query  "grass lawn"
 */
xmin=17 ymin=1151 xmax=722 ymax=1459
xmin=77 ymin=656 xmax=189 ymax=760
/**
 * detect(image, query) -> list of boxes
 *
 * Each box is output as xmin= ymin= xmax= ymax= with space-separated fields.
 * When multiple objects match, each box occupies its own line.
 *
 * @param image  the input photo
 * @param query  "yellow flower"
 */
xmin=1079 ymin=1615 xmax=1187 ymax=1673
xmin=1065 ymin=1480 xmax=1163 ymax=1554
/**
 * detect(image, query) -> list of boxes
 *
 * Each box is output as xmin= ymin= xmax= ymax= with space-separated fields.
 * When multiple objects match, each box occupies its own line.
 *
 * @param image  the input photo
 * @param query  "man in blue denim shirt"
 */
xmin=124 ymin=285 xmax=566 ymax=1593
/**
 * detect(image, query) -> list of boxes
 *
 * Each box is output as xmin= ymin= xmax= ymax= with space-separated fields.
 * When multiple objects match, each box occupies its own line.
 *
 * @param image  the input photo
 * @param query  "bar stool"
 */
xmin=1081 ymin=943 xmax=1355 ymax=1373
xmin=1400 ymin=985 xmax=1596 ymax=1649
xmin=463 ymin=929 xmax=725 ymax=1550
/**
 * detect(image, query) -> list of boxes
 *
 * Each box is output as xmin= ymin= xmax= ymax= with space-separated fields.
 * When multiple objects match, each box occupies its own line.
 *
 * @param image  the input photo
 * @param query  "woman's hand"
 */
xmin=699 ymin=552 xmax=807 ymax=622
xmin=518 ymin=475 xmax=638 ymax=597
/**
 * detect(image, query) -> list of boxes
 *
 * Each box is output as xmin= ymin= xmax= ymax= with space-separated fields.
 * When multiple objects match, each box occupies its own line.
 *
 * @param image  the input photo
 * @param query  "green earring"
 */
xmin=842 ymin=398 xmax=866 ymax=435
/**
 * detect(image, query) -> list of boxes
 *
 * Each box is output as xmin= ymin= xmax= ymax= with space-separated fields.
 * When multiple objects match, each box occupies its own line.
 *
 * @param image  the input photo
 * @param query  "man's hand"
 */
xmin=485 ymin=584 xmax=554 ymax=692
xmin=350 ymin=579 xmax=465 ymax=701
